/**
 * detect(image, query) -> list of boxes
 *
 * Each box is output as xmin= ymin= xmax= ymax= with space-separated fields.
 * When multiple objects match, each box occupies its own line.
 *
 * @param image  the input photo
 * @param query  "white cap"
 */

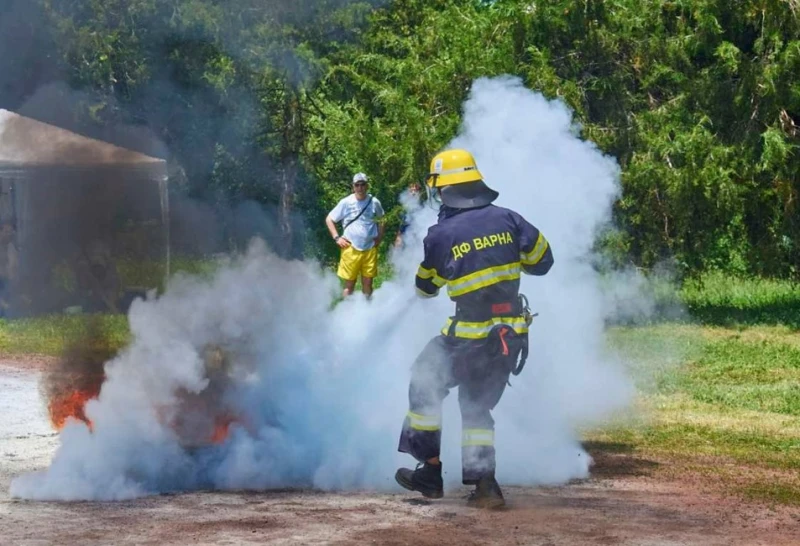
xmin=352 ymin=172 xmax=368 ymax=183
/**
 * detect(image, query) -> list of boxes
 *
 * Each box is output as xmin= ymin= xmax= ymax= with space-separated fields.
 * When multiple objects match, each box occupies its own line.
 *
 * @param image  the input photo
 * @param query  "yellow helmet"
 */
xmin=425 ymin=149 xmax=498 ymax=209
xmin=426 ymin=149 xmax=483 ymax=187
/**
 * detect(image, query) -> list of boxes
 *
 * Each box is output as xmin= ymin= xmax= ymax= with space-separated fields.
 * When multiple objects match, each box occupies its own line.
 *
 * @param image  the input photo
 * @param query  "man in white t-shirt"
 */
xmin=325 ymin=172 xmax=385 ymax=298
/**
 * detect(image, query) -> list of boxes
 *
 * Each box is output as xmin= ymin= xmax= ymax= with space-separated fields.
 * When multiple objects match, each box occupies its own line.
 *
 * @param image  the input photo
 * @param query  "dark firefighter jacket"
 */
xmin=415 ymin=204 xmax=554 ymax=339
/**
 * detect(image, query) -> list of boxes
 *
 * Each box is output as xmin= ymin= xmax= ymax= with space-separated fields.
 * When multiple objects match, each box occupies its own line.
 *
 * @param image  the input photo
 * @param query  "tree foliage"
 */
xmin=307 ymin=0 xmax=800 ymax=277
xmin=3 ymin=0 xmax=799 ymax=276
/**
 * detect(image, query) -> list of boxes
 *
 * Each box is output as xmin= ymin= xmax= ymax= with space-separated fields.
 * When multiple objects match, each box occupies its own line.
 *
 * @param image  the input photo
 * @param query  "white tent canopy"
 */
xmin=0 ymin=109 xmax=165 ymax=167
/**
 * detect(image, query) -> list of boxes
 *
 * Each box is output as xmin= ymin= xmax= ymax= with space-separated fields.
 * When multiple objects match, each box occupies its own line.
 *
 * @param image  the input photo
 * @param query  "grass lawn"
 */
xmin=593 ymin=323 xmax=800 ymax=505
xmin=0 ymin=314 xmax=129 ymax=356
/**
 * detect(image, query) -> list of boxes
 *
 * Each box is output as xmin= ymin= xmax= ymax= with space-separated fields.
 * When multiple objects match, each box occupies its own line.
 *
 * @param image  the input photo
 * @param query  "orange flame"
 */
xmin=48 ymin=389 xmax=97 ymax=430
xmin=210 ymin=415 xmax=237 ymax=444
xmin=47 ymin=386 xmax=241 ymax=447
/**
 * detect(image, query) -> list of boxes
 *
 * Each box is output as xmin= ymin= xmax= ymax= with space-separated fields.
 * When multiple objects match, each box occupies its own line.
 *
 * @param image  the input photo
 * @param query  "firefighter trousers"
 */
xmin=397 ymin=334 xmax=512 ymax=484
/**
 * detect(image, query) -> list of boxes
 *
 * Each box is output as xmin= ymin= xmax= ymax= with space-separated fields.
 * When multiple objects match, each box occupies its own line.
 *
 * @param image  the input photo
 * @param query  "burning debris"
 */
xmin=42 ymin=325 xmax=243 ymax=449
xmin=167 ymin=343 xmax=243 ymax=448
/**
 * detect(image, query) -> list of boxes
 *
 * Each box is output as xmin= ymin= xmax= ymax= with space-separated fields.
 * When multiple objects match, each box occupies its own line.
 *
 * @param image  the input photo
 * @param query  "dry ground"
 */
xmin=2 ymin=359 xmax=799 ymax=546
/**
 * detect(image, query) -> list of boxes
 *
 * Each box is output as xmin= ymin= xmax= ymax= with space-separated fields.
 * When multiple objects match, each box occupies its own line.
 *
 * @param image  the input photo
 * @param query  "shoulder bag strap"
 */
xmin=343 ymin=196 xmax=373 ymax=230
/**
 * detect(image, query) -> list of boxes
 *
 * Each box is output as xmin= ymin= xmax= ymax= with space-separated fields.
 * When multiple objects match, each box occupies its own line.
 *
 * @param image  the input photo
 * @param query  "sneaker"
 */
xmin=466 ymin=475 xmax=505 ymax=509
xmin=395 ymin=461 xmax=444 ymax=499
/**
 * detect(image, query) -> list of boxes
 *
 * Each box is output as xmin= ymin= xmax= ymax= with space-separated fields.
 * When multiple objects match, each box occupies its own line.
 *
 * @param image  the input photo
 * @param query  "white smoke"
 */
xmin=448 ymin=76 xmax=634 ymax=483
xmin=10 ymin=75 xmax=635 ymax=501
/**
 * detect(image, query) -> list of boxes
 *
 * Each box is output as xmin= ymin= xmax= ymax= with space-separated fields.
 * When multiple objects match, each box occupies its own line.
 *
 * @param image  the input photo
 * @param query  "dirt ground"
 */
xmin=2 ymin=358 xmax=799 ymax=546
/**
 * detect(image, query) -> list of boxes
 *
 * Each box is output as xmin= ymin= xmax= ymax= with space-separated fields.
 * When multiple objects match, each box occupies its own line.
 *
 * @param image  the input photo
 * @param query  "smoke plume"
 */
xmin=11 ymin=76 xmax=635 ymax=500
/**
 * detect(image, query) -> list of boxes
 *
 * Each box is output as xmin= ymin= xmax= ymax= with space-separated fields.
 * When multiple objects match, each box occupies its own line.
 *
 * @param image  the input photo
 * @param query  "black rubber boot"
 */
xmin=466 ymin=475 xmax=505 ymax=509
xmin=395 ymin=462 xmax=444 ymax=499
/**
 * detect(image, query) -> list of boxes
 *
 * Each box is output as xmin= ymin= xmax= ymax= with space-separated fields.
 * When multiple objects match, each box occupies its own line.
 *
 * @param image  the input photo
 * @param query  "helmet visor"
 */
xmin=423 ymin=177 xmax=443 ymax=207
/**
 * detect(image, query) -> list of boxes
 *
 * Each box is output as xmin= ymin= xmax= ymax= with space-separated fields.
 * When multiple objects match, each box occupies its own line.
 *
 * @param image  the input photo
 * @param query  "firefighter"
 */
xmin=395 ymin=149 xmax=554 ymax=509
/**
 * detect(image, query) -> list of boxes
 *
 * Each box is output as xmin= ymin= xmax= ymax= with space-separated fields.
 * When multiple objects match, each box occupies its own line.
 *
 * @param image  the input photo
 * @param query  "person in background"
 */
xmin=326 ymin=172 xmax=385 ymax=298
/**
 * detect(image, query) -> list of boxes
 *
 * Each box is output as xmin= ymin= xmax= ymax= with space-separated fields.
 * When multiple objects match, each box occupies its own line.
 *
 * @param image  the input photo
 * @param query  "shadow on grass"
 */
xmin=582 ymin=441 xmax=660 ymax=478
xmin=686 ymin=301 xmax=800 ymax=329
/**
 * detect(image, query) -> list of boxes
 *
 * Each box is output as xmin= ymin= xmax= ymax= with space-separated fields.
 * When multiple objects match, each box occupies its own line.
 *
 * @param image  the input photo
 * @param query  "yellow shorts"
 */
xmin=337 ymin=245 xmax=378 ymax=281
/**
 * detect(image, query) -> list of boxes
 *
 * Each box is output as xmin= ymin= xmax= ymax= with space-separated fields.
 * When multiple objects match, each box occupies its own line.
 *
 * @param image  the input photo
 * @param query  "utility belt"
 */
xmin=445 ymin=294 xmax=535 ymax=377
xmin=453 ymin=298 xmax=524 ymax=322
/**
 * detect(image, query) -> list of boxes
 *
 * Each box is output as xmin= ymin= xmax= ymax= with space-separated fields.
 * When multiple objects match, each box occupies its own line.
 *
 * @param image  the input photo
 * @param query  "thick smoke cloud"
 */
xmin=11 ymin=76 xmax=636 ymax=500
xmin=448 ymin=77 xmax=634 ymax=483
